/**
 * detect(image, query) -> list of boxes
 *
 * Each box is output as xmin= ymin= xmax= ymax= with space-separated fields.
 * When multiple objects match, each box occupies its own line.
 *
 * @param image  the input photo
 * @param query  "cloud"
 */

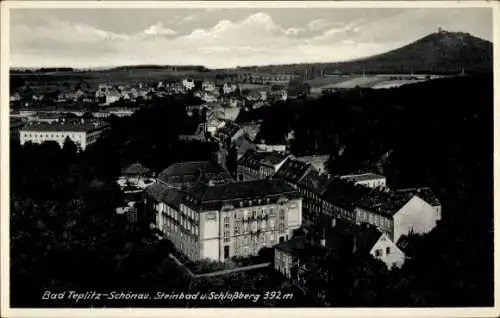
xmin=12 ymin=9 xmax=490 ymax=69
xmin=142 ymin=22 xmax=178 ymax=36
xmin=307 ymin=19 xmax=334 ymax=32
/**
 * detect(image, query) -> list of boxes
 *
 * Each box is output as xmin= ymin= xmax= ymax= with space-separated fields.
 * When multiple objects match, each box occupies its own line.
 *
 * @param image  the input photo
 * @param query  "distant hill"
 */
xmin=237 ymin=30 xmax=493 ymax=76
xmin=329 ymin=30 xmax=493 ymax=74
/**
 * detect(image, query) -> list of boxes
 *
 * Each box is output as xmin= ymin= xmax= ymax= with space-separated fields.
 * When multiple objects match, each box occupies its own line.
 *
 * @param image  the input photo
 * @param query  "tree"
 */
xmin=62 ymin=137 xmax=78 ymax=159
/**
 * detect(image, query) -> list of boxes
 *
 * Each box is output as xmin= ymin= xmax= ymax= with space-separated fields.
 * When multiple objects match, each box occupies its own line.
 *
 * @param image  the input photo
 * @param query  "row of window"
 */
xmin=161 ymin=213 xmax=199 ymax=236
xmin=165 ymin=227 xmax=200 ymax=260
xmin=22 ymin=132 xmax=85 ymax=139
xmin=357 ymin=209 xmax=391 ymax=229
xmin=165 ymin=204 xmax=199 ymax=223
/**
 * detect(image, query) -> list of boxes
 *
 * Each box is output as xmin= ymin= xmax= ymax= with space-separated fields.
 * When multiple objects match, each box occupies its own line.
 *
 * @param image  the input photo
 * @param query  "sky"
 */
xmin=9 ymin=7 xmax=493 ymax=69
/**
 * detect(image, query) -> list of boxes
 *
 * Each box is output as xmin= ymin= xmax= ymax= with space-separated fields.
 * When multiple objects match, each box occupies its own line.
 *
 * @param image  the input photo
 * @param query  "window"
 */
xmin=223 ymin=246 xmax=230 ymax=259
xmin=223 ymin=216 xmax=230 ymax=242
xmin=386 ymin=247 xmax=391 ymax=255
xmin=375 ymin=249 xmax=382 ymax=257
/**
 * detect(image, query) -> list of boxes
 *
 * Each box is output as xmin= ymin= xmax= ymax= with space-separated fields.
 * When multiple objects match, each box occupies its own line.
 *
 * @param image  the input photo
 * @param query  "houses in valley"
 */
xmin=182 ymin=79 xmax=195 ymax=91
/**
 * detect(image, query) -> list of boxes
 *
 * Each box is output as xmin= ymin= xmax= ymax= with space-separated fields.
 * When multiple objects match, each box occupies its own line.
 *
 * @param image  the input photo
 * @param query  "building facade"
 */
xmin=149 ymin=178 xmax=302 ymax=262
xmin=355 ymin=190 xmax=442 ymax=243
xmin=19 ymin=119 xmax=110 ymax=151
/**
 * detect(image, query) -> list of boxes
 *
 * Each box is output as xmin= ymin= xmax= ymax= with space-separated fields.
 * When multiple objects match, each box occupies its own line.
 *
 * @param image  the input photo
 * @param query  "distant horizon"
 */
xmin=10 ymin=8 xmax=492 ymax=69
xmin=9 ymin=29 xmax=492 ymax=71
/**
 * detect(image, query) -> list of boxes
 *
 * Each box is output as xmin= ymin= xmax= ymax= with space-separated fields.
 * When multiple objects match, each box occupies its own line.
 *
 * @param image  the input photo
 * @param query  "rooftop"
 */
xmin=340 ymin=173 xmax=386 ymax=183
xmin=355 ymin=190 xmax=413 ymax=217
xmin=298 ymin=170 xmax=331 ymax=195
xmin=274 ymin=157 xmax=315 ymax=184
xmin=394 ymin=187 xmax=441 ymax=206
xmin=157 ymin=160 xmax=233 ymax=186
xmin=322 ymin=178 xmax=373 ymax=210
xmin=145 ymin=183 xmax=183 ymax=208
xmin=184 ymin=178 xmax=300 ymax=211
xmin=20 ymin=119 xmax=110 ymax=132
xmin=238 ymin=150 xmax=288 ymax=168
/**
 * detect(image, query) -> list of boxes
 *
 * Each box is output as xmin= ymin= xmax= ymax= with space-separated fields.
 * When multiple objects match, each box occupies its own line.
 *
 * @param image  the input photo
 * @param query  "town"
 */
xmin=8 ymin=11 xmax=494 ymax=310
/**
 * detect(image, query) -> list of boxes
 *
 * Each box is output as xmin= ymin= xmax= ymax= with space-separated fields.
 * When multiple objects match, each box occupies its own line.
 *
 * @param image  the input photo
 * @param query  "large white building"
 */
xmin=354 ymin=187 xmax=441 ymax=243
xmin=19 ymin=119 xmax=110 ymax=151
xmin=147 ymin=178 xmax=302 ymax=262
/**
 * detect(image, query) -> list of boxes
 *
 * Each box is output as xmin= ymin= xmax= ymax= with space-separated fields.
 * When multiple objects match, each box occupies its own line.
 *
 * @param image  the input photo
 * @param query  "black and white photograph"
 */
xmin=1 ymin=1 xmax=497 ymax=317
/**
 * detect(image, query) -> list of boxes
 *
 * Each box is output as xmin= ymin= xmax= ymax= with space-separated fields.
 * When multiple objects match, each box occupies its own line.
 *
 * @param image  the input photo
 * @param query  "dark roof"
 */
xmin=274 ymin=157 xmax=315 ymax=184
xmin=145 ymin=183 xmax=183 ymax=208
xmin=20 ymin=119 xmax=109 ymax=132
xmin=145 ymin=183 xmax=167 ymax=202
xmin=275 ymin=235 xmax=318 ymax=255
xmin=322 ymin=178 xmax=372 ymax=210
xmin=340 ymin=173 xmax=386 ymax=183
xmin=238 ymin=150 xmax=288 ymax=169
xmin=355 ymin=190 xmax=413 ymax=217
xmin=123 ymin=163 xmax=150 ymax=175
xmin=395 ymin=187 xmax=441 ymax=206
xmin=298 ymin=170 xmax=331 ymax=195
xmin=184 ymin=178 xmax=301 ymax=211
xmin=157 ymin=161 xmax=232 ymax=186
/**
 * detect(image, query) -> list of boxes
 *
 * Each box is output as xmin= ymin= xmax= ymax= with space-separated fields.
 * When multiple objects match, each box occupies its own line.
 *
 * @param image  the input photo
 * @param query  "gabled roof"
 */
xmin=183 ymin=178 xmax=300 ymax=211
xmin=157 ymin=160 xmax=232 ymax=186
xmin=298 ymin=170 xmax=331 ymax=195
xmin=394 ymin=187 xmax=441 ymax=207
xmin=238 ymin=150 xmax=288 ymax=169
xmin=145 ymin=183 xmax=183 ymax=209
xmin=294 ymin=155 xmax=330 ymax=172
xmin=355 ymin=190 xmax=413 ymax=217
xmin=274 ymin=157 xmax=315 ymax=184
